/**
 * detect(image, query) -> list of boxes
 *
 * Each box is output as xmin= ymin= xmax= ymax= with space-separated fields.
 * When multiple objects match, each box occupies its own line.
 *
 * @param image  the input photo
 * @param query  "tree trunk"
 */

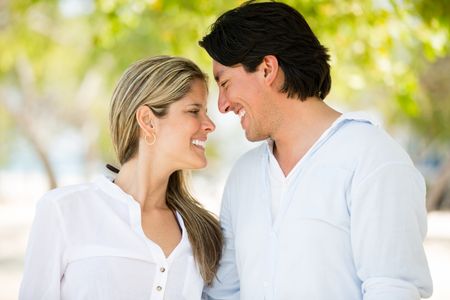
xmin=427 ymin=155 xmax=450 ymax=211
xmin=0 ymin=96 xmax=58 ymax=190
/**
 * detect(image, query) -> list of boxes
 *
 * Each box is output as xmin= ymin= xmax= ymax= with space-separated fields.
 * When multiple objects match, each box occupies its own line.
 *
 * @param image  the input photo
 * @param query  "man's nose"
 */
xmin=218 ymin=92 xmax=231 ymax=114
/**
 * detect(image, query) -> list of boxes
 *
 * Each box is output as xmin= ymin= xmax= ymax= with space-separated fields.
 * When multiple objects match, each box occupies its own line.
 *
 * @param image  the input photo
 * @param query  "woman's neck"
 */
xmin=114 ymin=156 xmax=171 ymax=212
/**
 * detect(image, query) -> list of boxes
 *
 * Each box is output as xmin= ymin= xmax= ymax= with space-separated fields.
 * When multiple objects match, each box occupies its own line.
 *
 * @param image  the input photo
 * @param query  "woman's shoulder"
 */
xmin=38 ymin=181 xmax=96 ymax=209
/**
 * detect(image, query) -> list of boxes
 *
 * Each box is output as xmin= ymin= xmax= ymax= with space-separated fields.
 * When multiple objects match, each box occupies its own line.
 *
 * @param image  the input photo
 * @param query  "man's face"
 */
xmin=213 ymin=60 xmax=273 ymax=142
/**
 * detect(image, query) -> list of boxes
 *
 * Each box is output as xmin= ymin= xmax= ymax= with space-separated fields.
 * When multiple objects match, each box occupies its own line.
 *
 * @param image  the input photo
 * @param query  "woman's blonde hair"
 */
xmin=109 ymin=56 xmax=222 ymax=284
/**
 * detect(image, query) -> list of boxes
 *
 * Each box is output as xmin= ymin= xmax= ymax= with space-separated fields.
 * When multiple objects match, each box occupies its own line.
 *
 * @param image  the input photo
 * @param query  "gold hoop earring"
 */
xmin=144 ymin=133 xmax=156 ymax=146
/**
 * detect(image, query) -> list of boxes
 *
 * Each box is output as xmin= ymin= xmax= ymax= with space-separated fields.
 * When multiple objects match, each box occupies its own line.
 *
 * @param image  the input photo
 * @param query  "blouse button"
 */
xmin=156 ymin=286 xmax=162 ymax=291
xmin=160 ymin=267 xmax=166 ymax=273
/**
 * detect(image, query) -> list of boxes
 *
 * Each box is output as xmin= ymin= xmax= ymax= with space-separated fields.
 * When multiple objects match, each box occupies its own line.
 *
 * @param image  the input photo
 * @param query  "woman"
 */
xmin=19 ymin=56 xmax=223 ymax=299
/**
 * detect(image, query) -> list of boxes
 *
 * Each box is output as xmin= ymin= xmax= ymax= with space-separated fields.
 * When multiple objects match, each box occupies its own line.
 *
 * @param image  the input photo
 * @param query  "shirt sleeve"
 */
xmin=203 ymin=184 xmax=240 ymax=300
xmin=350 ymin=162 xmax=433 ymax=300
xmin=19 ymin=195 xmax=67 ymax=300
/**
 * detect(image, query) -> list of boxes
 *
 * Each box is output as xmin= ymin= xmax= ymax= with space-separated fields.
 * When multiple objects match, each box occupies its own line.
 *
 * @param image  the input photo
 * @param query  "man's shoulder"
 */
xmin=338 ymin=112 xmax=399 ymax=147
xmin=333 ymin=119 xmax=415 ymax=172
xmin=233 ymin=143 xmax=266 ymax=168
xmin=238 ymin=142 xmax=266 ymax=161
xmin=226 ymin=143 xmax=266 ymax=180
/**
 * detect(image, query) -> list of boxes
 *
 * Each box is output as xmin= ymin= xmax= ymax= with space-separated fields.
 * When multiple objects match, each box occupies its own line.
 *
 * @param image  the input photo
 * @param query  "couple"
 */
xmin=20 ymin=2 xmax=433 ymax=300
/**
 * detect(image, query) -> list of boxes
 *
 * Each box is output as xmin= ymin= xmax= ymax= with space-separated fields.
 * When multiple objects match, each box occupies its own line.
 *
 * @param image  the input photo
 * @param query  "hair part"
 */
xmin=199 ymin=0 xmax=331 ymax=101
xmin=109 ymin=55 xmax=222 ymax=284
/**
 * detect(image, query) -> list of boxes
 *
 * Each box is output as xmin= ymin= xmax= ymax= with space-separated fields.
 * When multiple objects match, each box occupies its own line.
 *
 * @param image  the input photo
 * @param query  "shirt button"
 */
xmin=156 ymin=286 xmax=162 ymax=291
xmin=160 ymin=267 xmax=166 ymax=273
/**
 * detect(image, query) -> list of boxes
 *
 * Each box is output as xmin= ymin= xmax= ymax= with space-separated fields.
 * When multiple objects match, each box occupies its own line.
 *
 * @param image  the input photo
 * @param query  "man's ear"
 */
xmin=261 ymin=55 xmax=280 ymax=86
xmin=136 ymin=105 xmax=157 ymax=137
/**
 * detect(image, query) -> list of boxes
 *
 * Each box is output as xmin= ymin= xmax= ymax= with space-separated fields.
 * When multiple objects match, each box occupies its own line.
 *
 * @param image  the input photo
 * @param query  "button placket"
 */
xmin=152 ymin=263 xmax=169 ymax=298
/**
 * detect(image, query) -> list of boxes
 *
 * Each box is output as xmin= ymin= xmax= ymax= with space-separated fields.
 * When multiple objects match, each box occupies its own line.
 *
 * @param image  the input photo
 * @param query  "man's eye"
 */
xmin=189 ymin=110 xmax=200 ymax=114
xmin=220 ymin=81 xmax=228 ymax=88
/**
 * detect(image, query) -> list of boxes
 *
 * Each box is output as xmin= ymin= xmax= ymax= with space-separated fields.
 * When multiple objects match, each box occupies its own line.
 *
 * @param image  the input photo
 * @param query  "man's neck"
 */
xmin=271 ymin=98 xmax=341 ymax=176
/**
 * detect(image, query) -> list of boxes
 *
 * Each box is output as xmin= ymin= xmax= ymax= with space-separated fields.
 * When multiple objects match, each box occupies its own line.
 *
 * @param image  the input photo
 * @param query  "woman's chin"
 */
xmin=189 ymin=158 xmax=207 ymax=170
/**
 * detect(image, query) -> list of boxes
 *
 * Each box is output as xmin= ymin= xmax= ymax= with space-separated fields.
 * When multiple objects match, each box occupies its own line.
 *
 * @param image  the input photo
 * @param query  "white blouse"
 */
xmin=19 ymin=175 xmax=204 ymax=300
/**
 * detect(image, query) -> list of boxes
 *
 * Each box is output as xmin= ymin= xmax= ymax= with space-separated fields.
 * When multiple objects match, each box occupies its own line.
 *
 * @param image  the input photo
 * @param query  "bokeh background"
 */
xmin=0 ymin=0 xmax=449 ymax=299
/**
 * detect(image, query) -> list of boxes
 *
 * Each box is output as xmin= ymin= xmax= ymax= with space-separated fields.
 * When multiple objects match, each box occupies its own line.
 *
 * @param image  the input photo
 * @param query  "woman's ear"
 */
xmin=136 ymin=105 xmax=157 ymax=137
xmin=261 ymin=55 xmax=280 ymax=86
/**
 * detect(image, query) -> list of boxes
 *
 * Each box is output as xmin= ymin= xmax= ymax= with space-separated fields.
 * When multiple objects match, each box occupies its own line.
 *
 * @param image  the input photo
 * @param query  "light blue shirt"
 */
xmin=204 ymin=112 xmax=433 ymax=300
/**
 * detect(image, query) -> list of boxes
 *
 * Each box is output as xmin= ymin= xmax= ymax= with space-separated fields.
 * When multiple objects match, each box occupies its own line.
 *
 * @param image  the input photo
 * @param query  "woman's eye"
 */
xmin=189 ymin=110 xmax=199 ymax=114
xmin=220 ymin=81 xmax=228 ymax=88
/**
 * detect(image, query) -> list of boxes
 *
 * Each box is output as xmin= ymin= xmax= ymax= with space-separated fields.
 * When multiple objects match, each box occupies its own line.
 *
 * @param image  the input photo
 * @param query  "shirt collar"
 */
xmin=264 ymin=111 xmax=379 ymax=152
xmin=336 ymin=111 xmax=380 ymax=127
xmin=93 ymin=175 xmax=136 ymax=206
xmin=94 ymin=175 xmax=187 ymax=228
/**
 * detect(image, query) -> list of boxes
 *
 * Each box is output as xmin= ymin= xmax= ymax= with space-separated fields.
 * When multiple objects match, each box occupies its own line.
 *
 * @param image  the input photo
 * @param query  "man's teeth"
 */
xmin=192 ymin=139 xmax=206 ymax=148
xmin=238 ymin=109 xmax=246 ymax=119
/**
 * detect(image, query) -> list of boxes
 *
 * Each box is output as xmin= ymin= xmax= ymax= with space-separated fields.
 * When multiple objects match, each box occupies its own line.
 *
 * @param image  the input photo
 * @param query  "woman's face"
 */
xmin=154 ymin=79 xmax=215 ymax=171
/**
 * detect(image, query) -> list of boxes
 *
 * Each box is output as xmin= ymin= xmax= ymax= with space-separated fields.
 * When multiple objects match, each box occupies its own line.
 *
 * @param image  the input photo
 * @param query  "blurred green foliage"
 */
xmin=0 ymin=0 xmax=449 ymax=185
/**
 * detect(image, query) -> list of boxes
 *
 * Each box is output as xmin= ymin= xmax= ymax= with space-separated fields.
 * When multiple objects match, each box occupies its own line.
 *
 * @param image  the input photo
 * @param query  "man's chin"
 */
xmin=245 ymin=132 xmax=266 ymax=142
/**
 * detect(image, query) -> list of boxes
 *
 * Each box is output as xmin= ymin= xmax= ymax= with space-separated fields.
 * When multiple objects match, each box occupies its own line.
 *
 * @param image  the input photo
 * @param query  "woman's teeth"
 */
xmin=192 ymin=139 xmax=206 ymax=149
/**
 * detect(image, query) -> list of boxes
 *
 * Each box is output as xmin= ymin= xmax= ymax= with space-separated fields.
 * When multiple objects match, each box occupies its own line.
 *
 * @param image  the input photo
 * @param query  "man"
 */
xmin=199 ymin=1 xmax=433 ymax=300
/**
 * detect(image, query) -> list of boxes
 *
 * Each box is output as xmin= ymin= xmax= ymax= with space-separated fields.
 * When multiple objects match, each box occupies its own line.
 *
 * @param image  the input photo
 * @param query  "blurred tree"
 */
xmin=418 ymin=57 xmax=450 ymax=210
xmin=0 ymin=0 xmax=448 ymax=207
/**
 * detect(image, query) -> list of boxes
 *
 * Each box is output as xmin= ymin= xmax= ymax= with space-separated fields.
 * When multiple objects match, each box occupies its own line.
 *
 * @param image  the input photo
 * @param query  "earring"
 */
xmin=145 ymin=133 xmax=156 ymax=146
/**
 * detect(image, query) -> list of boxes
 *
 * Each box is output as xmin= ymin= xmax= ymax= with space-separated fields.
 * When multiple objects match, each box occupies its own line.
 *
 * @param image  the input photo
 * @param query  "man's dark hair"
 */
xmin=199 ymin=0 xmax=331 ymax=100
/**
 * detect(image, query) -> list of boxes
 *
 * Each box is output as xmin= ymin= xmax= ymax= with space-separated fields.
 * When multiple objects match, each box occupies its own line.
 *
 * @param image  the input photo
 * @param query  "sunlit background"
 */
xmin=0 ymin=0 xmax=449 ymax=299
